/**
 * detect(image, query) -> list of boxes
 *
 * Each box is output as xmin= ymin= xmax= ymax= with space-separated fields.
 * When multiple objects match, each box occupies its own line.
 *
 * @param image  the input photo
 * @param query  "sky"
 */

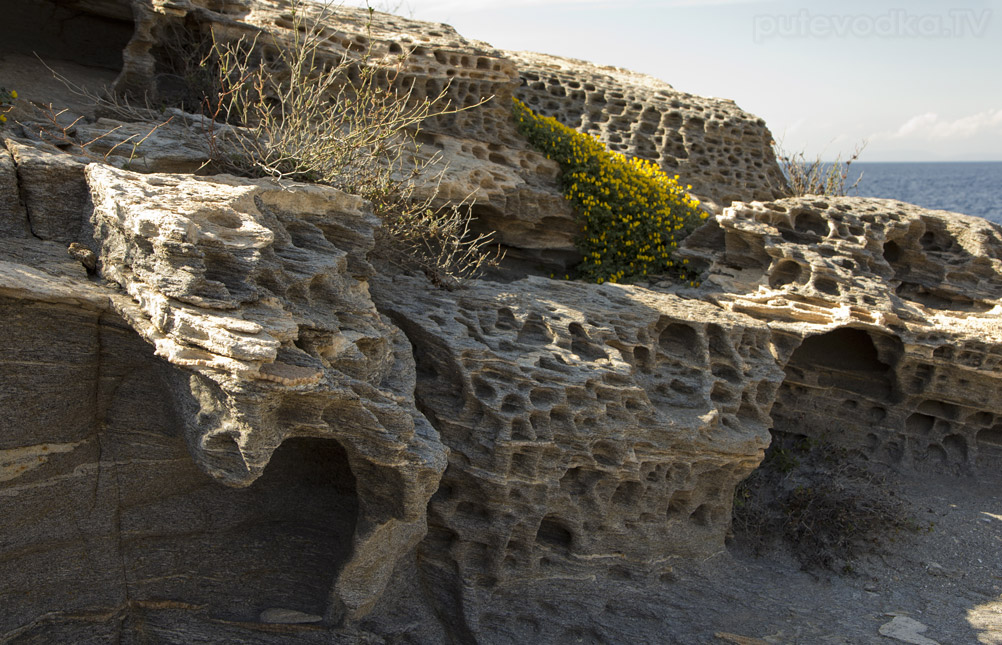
xmin=334 ymin=0 xmax=1002 ymax=162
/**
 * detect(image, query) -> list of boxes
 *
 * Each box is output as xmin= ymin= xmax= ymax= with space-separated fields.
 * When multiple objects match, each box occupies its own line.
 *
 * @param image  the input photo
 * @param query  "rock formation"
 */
xmin=5 ymin=0 xmax=783 ymax=270
xmin=2 ymin=0 xmax=1001 ymax=642
xmin=508 ymin=50 xmax=788 ymax=212
xmin=1 ymin=162 xmax=447 ymax=634
xmin=681 ymin=196 xmax=1002 ymax=476
xmin=374 ymin=273 xmax=782 ymax=593
xmin=86 ymin=165 xmax=448 ymax=622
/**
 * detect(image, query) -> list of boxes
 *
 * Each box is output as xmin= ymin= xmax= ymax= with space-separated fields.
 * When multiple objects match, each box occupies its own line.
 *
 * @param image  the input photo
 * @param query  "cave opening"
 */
xmin=771 ymin=327 xmax=903 ymax=447
xmin=161 ymin=436 xmax=360 ymax=622
xmin=238 ymin=436 xmax=359 ymax=617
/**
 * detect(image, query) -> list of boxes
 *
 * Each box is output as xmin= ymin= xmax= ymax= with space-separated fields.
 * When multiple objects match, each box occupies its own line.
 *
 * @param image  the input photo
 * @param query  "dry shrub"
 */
xmin=203 ymin=0 xmax=500 ymax=285
xmin=732 ymin=431 xmax=916 ymax=573
xmin=775 ymin=141 xmax=866 ymax=197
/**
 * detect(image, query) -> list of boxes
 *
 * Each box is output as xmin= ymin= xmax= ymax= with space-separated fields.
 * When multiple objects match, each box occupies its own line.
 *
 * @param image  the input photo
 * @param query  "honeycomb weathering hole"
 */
xmin=536 ymin=516 xmax=574 ymax=550
xmin=814 ymin=277 xmax=840 ymax=296
xmin=790 ymin=328 xmax=896 ymax=374
xmin=769 ymin=259 xmax=803 ymax=288
xmin=977 ymin=427 xmax=1002 ymax=447
xmin=773 ymin=328 xmax=904 ymax=441
xmin=883 ymin=240 xmax=903 ymax=264
xmin=658 ymin=322 xmax=701 ymax=363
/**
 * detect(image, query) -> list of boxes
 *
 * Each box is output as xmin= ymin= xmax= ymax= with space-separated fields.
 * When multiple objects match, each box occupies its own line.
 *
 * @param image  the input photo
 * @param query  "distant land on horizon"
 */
xmin=848 ymin=160 xmax=1002 ymax=164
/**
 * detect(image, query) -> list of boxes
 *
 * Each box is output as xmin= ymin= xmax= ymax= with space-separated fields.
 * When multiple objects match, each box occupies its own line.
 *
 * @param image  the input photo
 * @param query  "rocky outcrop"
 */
xmin=681 ymin=196 xmax=1002 ymax=476
xmin=509 ymin=50 xmax=787 ymax=212
xmin=84 ymin=164 xmax=448 ymax=621
xmin=0 ymin=152 xmax=447 ymax=639
xmin=4 ymin=1 xmax=1002 ymax=643
xmin=0 ymin=261 xmax=367 ymax=640
xmin=8 ymin=0 xmax=784 ymax=270
xmin=374 ymin=275 xmax=783 ymax=607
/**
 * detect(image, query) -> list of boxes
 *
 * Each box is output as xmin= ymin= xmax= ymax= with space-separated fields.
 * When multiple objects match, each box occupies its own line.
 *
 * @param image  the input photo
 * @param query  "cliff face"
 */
xmin=2 ymin=1 xmax=1001 ymax=643
xmin=375 ymin=275 xmax=781 ymax=586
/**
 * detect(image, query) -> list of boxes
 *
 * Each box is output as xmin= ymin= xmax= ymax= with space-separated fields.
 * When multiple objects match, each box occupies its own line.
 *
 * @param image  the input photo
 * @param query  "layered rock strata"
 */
xmin=84 ymin=164 xmax=448 ymax=621
xmin=113 ymin=0 xmax=580 ymax=263
xmin=0 ymin=155 xmax=447 ymax=637
xmin=370 ymin=278 xmax=789 ymax=637
xmin=8 ymin=0 xmax=786 ymax=269
xmin=3 ymin=0 xmax=1002 ymax=642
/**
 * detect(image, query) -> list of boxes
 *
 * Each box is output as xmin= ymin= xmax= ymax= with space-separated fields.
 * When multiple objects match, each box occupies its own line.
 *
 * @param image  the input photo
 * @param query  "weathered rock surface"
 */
xmin=0 ymin=271 xmax=364 ymax=641
xmin=5 ymin=139 xmax=93 ymax=244
xmin=509 ymin=50 xmax=787 ymax=212
xmin=0 ymin=153 xmax=448 ymax=639
xmin=373 ymin=274 xmax=783 ymax=612
xmin=6 ymin=0 xmax=785 ymax=270
xmin=0 ymin=145 xmax=28 ymax=237
xmin=85 ymin=163 xmax=448 ymax=621
xmin=681 ymin=196 xmax=1002 ymax=477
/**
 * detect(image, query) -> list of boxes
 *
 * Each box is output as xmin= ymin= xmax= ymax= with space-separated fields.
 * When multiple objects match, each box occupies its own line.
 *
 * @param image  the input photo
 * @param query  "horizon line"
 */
xmin=824 ymin=159 xmax=1002 ymax=164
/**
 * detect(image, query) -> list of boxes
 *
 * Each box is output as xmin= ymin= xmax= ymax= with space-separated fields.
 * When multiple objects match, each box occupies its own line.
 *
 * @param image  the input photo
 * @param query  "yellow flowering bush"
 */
xmin=0 ymin=87 xmax=17 ymax=124
xmin=512 ymin=98 xmax=706 ymax=284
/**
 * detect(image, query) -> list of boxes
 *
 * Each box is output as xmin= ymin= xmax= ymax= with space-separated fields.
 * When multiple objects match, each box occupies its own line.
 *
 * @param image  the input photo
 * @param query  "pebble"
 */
xmin=878 ymin=616 xmax=940 ymax=645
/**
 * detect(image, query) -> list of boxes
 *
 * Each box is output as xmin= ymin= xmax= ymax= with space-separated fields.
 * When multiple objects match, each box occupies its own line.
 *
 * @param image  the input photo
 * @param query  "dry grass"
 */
xmin=26 ymin=1 xmax=501 ymax=286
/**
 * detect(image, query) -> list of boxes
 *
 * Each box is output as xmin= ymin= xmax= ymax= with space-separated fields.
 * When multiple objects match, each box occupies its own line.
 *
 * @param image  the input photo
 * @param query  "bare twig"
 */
xmin=774 ymin=140 xmax=867 ymax=197
xmin=204 ymin=0 xmax=500 ymax=282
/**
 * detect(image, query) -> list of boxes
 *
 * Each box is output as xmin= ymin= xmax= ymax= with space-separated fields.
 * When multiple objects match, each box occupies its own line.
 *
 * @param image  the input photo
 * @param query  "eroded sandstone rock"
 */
xmin=1 ymin=239 xmax=364 ymax=637
xmin=84 ymin=163 xmax=447 ymax=621
xmin=4 ymin=0 xmax=1002 ymax=642
xmin=373 ymin=274 xmax=784 ymax=620
xmin=682 ymin=196 xmax=1002 ymax=476
xmin=0 ymin=145 xmax=28 ymax=237
xmin=8 ymin=0 xmax=786 ymax=271
xmin=5 ymin=139 xmax=92 ymax=244
xmin=509 ymin=50 xmax=787 ymax=212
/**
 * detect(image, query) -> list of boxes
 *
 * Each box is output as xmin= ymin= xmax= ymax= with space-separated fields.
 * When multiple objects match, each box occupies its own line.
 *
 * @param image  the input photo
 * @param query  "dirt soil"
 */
xmin=694 ymin=469 xmax=1002 ymax=644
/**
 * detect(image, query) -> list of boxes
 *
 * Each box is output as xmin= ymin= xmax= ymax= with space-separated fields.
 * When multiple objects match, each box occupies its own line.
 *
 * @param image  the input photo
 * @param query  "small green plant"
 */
xmin=511 ymin=98 xmax=706 ymax=285
xmin=0 ymin=87 xmax=17 ymax=124
xmin=775 ymin=141 xmax=866 ymax=197
xmin=202 ymin=0 xmax=498 ymax=283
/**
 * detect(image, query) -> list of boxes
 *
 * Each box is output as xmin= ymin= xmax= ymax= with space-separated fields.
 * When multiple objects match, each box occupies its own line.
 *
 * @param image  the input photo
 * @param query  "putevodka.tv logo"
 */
xmin=753 ymin=9 xmax=992 ymax=43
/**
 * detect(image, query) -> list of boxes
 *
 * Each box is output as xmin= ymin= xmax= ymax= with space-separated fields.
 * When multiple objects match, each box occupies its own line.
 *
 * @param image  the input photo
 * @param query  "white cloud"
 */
xmin=881 ymin=109 xmax=1002 ymax=141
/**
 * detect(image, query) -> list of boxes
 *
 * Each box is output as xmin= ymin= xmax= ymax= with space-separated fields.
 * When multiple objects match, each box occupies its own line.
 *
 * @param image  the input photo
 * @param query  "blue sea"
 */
xmin=850 ymin=162 xmax=1002 ymax=225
